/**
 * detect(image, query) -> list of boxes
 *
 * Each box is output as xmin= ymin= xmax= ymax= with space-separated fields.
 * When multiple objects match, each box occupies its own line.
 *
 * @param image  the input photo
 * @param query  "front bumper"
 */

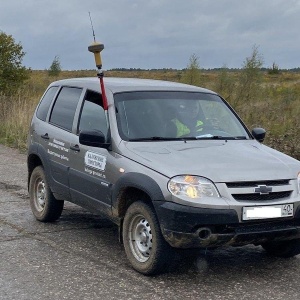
xmin=153 ymin=201 xmax=300 ymax=249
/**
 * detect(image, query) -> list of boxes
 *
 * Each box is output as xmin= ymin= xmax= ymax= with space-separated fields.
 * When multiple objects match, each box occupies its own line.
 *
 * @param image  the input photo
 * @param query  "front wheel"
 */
xmin=123 ymin=201 xmax=174 ymax=275
xmin=29 ymin=166 xmax=64 ymax=222
xmin=262 ymin=239 xmax=300 ymax=258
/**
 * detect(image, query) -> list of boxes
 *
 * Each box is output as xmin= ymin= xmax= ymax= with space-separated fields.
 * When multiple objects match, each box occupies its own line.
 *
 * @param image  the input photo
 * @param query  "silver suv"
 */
xmin=27 ymin=77 xmax=300 ymax=275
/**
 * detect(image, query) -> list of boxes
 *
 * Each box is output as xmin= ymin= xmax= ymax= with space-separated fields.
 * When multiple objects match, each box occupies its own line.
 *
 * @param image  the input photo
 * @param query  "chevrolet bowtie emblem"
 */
xmin=254 ymin=185 xmax=272 ymax=195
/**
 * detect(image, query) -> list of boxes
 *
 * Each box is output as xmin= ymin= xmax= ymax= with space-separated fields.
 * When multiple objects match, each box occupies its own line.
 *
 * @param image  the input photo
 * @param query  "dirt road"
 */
xmin=1 ymin=144 xmax=300 ymax=300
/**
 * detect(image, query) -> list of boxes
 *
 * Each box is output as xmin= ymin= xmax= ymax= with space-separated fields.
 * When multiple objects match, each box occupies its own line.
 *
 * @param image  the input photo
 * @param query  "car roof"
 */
xmin=49 ymin=77 xmax=216 ymax=94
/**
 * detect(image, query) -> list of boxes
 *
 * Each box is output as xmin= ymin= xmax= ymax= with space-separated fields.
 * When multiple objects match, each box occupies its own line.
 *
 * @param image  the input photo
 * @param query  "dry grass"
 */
xmin=0 ymin=90 xmax=38 ymax=151
xmin=220 ymin=73 xmax=300 ymax=160
xmin=0 ymin=69 xmax=299 ymax=159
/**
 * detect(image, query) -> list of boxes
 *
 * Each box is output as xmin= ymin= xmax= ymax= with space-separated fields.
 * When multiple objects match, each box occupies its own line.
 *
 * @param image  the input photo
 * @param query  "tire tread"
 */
xmin=123 ymin=201 xmax=174 ymax=275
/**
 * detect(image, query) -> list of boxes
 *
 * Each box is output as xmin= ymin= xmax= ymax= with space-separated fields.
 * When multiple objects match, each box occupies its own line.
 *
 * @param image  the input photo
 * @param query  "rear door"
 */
xmin=45 ymin=86 xmax=83 ymax=200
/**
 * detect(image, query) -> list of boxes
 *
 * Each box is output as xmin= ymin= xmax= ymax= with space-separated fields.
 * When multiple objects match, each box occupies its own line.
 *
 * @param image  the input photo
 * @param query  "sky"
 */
xmin=1 ymin=0 xmax=300 ymax=70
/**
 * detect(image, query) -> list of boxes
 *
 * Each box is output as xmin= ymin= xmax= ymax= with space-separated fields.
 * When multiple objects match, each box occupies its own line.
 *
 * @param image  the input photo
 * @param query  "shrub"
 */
xmin=48 ymin=55 xmax=61 ymax=77
xmin=268 ymin=62 xmax=280 ymax=75
xmin=235 ymin=45 xmax=264 ymax=106
xmin=181 ymin=54 xmax=201 ymax=86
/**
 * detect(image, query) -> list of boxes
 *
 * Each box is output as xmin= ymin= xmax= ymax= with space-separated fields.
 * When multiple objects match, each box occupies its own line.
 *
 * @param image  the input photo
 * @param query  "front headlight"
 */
xmin=298 ymin=172 xmax=300 ymax=194
xmin=168 ymin=175 xmax=220 ymax=199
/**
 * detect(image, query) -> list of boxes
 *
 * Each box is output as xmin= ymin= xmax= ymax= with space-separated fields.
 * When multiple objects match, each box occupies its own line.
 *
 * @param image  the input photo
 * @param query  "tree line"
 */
xmin=1 ymin=30 xmax=299 ymax=97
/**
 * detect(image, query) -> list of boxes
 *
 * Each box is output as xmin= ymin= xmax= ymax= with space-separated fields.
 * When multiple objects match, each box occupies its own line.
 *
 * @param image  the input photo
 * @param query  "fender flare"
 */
xmin=27 ymin=143 xmax=51 ymax=188
xmin=111 ymin=172 xmax=164 ymax=213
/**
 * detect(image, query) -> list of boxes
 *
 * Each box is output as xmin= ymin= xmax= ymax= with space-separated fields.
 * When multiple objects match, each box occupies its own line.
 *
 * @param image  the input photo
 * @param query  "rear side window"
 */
xmin=36 ymin=86 xmax=58 ymax=121
xmin=50 ymin=87 xmax=82 ymax=131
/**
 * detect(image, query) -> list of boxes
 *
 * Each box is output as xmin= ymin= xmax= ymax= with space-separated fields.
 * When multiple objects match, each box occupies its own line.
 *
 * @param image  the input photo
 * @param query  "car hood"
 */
xmin=122 ymin=140 xmax=300 ymax=182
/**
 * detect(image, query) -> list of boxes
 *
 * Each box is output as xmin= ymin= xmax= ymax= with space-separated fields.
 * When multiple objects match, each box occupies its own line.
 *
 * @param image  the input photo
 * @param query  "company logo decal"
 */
xmin=84 ymin=151 xmax=106 ymax=171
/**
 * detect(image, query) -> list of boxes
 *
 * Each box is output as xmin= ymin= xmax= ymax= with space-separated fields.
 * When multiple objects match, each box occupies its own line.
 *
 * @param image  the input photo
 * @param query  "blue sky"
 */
xmin=1 ymin=0 xmax=300 ymax=70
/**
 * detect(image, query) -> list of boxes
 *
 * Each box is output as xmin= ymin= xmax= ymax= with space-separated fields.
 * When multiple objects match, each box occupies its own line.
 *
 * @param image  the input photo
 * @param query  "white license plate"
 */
xmin=242 ymin=204 xmax=293 ymax=221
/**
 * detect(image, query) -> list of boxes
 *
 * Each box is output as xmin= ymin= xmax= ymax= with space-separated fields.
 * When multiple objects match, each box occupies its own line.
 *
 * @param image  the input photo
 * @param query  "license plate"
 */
xmin=242 ymin=204 xmax=293 ymax=221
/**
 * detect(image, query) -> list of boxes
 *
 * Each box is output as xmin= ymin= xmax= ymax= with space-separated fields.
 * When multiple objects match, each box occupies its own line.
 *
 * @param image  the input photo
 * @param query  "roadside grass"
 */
xmin=0 ymin=70 xmax=299 ymax=160
xmin=0 ymin=90 xmax=38 ymax=151
xmin=213 ymin=71 xmax=300 ymax=160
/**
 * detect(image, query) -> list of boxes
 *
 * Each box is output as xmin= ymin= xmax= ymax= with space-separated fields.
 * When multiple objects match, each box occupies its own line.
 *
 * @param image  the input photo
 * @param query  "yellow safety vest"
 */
xmin=172 ymin=119 xmax=203 ymax=137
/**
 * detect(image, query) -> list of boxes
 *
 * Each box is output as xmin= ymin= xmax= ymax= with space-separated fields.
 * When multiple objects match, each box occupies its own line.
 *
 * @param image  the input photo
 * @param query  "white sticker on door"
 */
xmin=84 ymin=151 xmax=106 ymax=171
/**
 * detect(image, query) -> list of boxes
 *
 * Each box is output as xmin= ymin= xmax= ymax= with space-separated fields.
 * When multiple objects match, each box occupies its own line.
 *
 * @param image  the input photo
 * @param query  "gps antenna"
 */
xmin=88 ymin=12 xmax=108 ymax=110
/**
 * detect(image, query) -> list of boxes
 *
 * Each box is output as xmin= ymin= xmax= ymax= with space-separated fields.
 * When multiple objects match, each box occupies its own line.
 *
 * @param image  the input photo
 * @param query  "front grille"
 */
xmin=226 ymin=179 xmax=290 ymax=188
xmin=232 ymin=191 xmax=292 ymax=201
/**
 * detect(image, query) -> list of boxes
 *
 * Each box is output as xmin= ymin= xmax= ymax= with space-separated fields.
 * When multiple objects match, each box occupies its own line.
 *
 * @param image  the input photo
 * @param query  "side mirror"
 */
xmin=79 ymin=130 xmax=110 ymax=149
xmin=252 ymin=128 xmax=266 ymax=143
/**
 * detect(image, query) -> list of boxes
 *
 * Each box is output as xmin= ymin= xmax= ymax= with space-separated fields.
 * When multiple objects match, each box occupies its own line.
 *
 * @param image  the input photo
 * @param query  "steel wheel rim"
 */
xmin=128 ymin=214 xmax=153 ymax=263
xmin=35 ymin=178 xmax=46 ymax=212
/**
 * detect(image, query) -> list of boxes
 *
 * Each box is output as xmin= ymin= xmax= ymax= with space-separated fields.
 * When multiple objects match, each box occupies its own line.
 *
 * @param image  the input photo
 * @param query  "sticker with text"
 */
xmin=84 ymin=151 xmax=106 ymax=171
xmin=48 ymin=139 xmax=69 ymax=153
xmin=84 ymin=167 xmax=106 ymax=179
xmin=47 ymin=149 xmax=69 ymax=161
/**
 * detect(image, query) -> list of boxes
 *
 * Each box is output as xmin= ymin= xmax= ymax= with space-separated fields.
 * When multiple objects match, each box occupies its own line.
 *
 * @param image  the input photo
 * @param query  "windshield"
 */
xmin=114 ymin=91 xmax=251 ymax=141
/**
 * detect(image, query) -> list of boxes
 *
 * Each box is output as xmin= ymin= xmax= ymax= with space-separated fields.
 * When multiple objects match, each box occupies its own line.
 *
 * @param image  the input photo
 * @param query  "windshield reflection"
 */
xmin=115 ymin=91 xmax=250 ymax=141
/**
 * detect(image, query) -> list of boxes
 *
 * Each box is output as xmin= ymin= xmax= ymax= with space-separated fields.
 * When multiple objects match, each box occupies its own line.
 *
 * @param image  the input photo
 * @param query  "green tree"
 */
xmin=236 ymin=45 xmax=264 ymax=105
xmin=182 ymin=53 xmax=201 ymax=86
xmin=48 ymin=55 xmax=61 ymax=77
xmin=0 ymin=31 xmax=29 ymax=94
xmin=214 ymin=65 xmax=236 ymax=102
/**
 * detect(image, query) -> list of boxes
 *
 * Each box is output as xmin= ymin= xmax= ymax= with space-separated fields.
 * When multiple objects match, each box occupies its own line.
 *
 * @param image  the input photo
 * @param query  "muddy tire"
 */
xmin=262 ymin=239 xmax=300 ymax=258
xmin=123 ymin=201 xmax=174 ymax=275
xmin=29 ymin=166 xmax=64 ymax=222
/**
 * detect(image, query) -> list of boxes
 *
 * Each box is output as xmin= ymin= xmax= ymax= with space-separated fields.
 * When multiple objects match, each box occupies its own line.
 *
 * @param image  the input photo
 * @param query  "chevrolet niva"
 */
xmin=27 ymin=77 xmax=300 ymax=275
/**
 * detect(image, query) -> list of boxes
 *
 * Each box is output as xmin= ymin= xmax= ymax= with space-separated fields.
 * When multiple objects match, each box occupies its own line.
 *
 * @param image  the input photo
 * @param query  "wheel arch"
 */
xmin=27 ymin=153 xmax=43 ymax=190
xmin=112 ymin=172 xmax=164 ymax=219
xmin=27 ymin=143 xmax=52 ymax=192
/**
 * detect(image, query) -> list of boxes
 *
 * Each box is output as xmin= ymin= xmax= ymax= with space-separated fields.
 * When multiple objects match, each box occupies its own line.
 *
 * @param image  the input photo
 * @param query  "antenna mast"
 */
xmin=88 ymin=12 xmax=96 ymax=42
xmin=88 ymin=12 xmax=108 ymax=110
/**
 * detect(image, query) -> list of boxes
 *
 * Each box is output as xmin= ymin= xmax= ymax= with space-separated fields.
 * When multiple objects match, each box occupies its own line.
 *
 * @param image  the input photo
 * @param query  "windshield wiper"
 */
xmin=196 ymin=134 xmax=248 ymax=140
xmin=128 ymin=136 xmax=181 ymax=142
xmin=196 ymin=134 xmax=225 ymax=140
xmin=128 ymin=135 xmax=248 ymax=142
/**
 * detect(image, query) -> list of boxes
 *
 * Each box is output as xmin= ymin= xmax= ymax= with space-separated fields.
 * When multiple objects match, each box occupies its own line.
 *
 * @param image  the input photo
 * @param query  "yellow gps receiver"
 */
xmin=88 ymin=42 xmax=104 ymax=69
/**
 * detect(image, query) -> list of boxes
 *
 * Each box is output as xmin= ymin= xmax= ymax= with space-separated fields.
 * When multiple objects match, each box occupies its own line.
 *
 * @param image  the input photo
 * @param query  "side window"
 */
xmin=78 ymin=90 xmax=107 ymax=136
xmin=49 ymin=87 xmax=82 ymax=131
xmin=36 ymin=86 xmax=58 ymax=121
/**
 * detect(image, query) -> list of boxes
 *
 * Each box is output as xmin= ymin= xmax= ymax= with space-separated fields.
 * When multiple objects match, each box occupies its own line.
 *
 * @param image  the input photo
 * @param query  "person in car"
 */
xmin=171 ymin=101 xmax=204 ymax=137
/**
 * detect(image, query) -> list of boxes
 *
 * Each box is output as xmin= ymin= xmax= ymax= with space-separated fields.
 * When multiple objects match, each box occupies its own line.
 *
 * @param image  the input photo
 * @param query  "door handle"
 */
xmin=41 ymin=133 xmax=49 ymax=140
xmin=70 ymin=145 xmax=80 ymax=152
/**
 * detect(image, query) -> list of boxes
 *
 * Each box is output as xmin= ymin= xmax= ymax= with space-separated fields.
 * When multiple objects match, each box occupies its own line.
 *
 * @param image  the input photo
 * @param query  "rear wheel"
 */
xmin=262 ymin=239 xmax=300 ymax=258
xmin=29 ymin=166 xmax=64 ymax=222
xmin=123 ymin=201 xmax=174 ymax=275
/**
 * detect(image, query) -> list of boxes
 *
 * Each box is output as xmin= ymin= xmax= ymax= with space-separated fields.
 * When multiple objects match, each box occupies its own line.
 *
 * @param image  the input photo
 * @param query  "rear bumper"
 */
xmin=153 ymin=201 xmax=300 ymax=249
